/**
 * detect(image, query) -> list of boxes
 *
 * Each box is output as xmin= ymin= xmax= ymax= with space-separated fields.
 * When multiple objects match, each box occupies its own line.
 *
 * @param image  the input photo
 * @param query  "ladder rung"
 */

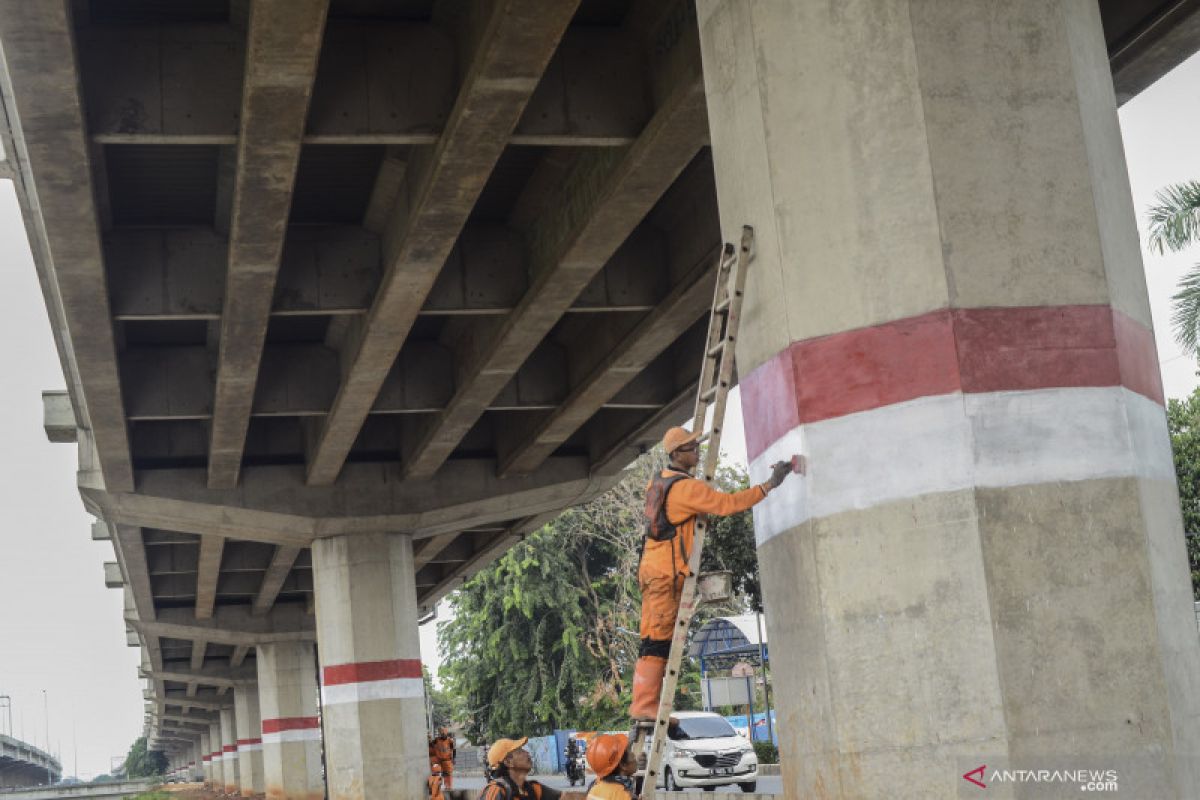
xmin=707 ymin=339 xmax=728 ymax=358
xmin=700 ymin=383 xmax=725 ymax=403
xmin=715 ymin=295 xmax=731 ymax=313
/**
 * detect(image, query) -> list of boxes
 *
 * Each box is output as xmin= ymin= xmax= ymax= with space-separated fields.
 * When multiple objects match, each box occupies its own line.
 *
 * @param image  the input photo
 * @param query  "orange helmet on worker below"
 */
xmin=586 ymin=733 xmax=629 ymax=777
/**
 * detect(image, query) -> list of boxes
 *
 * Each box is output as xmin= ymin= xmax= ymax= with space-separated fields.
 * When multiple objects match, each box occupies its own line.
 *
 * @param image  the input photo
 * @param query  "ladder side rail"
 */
xmin=640 ymin=227 xmax=754 ymax=798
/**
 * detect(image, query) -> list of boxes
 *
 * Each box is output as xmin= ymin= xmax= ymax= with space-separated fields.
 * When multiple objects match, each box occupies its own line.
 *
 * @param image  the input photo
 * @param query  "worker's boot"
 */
xmin=629 ymin=655 xmax=668 ymax=720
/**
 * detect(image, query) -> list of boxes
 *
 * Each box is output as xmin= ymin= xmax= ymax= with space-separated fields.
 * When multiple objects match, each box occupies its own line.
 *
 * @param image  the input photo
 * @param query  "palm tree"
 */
xmin=1148 ymin=180 xmax=1200 ymax=356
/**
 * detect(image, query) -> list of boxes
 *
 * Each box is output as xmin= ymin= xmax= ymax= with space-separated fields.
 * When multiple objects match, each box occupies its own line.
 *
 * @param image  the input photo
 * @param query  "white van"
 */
xmin=656 ymin=711 xmax=759 ymax=792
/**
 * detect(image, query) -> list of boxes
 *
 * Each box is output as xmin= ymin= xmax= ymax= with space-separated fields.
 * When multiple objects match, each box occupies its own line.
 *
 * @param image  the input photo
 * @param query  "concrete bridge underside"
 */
xmin=2 ymin=1 xmax=1200 ymax=798
xmin=0 ymin=737 xmax=61 ymax=789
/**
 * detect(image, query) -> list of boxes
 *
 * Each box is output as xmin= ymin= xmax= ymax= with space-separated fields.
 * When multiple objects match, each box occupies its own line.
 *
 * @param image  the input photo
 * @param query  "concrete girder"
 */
xmin=141 ymin=666 xmax=257 ymax=689
xmin=417 ymin=513 xmax=554 ymax=607
xmin=252 ymin=546 xmax=302 ymax=616
xmin=106 ymin=225 xmax=668 ymax=322
xmin=190 ymin=641 xmax=206 ymax=671
xmin=207 ymin=0 xmax=329 ymax=489
xmin=127 ymin=603 xmax=315 ymax=647
xmin=498 ymin=240 xmax=718 ymax=476
xmin=230 ymin=644 xmax=252 ymax=667
xmin=0 ymin=1 xmax=134 ymax=491
xmin=195 ymin=536 xmax=224 ymax=619
xmin=81 ymin=458 xmax=619 ymax=547
xmin=158 ymin=693 xmax=234 ymax=712
xmin=120 ymin=341 xmax=675 ymax=423
xmin=304 ymin=0 xmax=581 ymax=487
xmin=112 ymin=525 xmax=157 ymax=623
xmin=399 ymin=27 xmax=709 ymax=480
xmin=412 ymin=531 xmax=459 ymax=570
xmin=79 ymin=23 xmax=647 ymax=147
xmin=1107 ymin=0 xmax=1200 ymax=104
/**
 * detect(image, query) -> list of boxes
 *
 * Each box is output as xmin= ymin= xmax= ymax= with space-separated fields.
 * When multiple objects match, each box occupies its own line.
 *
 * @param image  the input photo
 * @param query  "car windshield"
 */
xmin=670 ymin=716 xmax=738 ymax=740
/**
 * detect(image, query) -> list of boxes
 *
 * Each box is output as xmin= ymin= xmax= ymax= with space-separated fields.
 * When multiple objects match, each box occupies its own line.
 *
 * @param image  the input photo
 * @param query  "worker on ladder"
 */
xmin=631 ymin=426 xmax=797 ymax=720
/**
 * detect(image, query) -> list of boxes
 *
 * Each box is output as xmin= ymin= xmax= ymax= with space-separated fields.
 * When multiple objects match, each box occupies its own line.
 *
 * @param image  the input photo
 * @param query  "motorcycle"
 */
xmin=565 ymin=748 xmax=586 ymax=786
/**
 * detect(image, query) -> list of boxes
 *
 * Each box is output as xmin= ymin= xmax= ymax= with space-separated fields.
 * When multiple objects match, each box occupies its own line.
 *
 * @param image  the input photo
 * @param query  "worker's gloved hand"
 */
xmin=766 ymin=460 xmax=793 ymax=490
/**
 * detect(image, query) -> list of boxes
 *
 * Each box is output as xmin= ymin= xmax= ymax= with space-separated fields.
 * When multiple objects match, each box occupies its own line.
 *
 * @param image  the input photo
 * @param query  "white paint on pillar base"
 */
xmin=749 ymin=386 xmax=1174 ymax=545
xmin=262 ymin=728 xmax=322 ymax=744
xmin=238 ymin=742 xmax=263 ymax=752
xmin=320 ymin=677 xmax=424 ymax=705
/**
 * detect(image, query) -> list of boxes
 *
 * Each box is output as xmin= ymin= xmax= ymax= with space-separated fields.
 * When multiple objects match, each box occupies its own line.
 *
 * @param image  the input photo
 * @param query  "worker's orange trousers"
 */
xmin=630 ymin=572 xmax=683 ymax=718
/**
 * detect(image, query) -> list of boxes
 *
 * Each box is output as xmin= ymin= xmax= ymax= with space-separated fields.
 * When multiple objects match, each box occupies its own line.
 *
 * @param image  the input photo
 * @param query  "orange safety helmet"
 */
xmin=586 ymin=733 xmax=629 ymax=778
xmin=662 ymin=427 xmax=699 ymax=456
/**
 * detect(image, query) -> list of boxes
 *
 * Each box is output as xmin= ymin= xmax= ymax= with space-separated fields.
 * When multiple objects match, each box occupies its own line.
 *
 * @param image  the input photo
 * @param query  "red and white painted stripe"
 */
xmin=320 ymin=658 xmax=423 ymax=706
xmin=261 ymin=717 xmax=322 ymax=744
xmin=237 ymin=736 xmax=263 ymax=753
xmin=741 ymin=306 xmax=1170 ymax=544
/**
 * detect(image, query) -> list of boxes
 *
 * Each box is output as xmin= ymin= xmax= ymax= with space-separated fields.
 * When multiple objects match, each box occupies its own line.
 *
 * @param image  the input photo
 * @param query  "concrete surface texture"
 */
xmin=0 ymin=736 xmax=62 ymax=789
xmin=0 ymin=0 xmax=1198 ymax=798
xmin=699 ymin=0 xmax=1200 ymax=797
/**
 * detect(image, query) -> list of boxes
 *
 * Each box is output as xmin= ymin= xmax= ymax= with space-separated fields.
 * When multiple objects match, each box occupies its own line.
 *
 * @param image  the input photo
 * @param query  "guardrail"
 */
xmin=0 ymin=779 xmax=153 ymax=799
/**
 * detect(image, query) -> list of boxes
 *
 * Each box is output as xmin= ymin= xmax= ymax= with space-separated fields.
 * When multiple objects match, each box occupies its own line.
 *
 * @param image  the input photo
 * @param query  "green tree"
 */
xmin=1168 ymin=387 xmax=1200 ymax=599
xmin=1147 ymin=180 xmax=1200 ymax=355
xmin=122 ymin=737 xmax=167 ymax=778
xmin=438 ymin=451 xmax=760 ymax=742
xmin=423 ymin=665 xmax=456 ymax=730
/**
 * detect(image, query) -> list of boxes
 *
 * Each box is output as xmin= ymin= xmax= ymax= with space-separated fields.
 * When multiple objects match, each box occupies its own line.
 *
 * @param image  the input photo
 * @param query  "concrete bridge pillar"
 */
xmin=257 ymin=641 xmax=324 ymax=800
xmin=207 ymin=722 xmax=223 ymax=789
xmin=235 ymin=683 xmax=266 ymax=796
xmin=200 ymin=730 xmax=212 ymax=786
xmin=221 ymin=705 xmax=241 ymax=793
xmin=697 ymin=1 xmax=1200 ymax=797
xmin=312 ymin=532 xmax=426 ymax=800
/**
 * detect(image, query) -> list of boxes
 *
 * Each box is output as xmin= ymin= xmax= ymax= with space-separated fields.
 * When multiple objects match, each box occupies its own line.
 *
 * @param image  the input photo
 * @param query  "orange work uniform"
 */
xmin=631 ymin=468 xmax=768 ymax=719
xmin=429 ymin=735 xmax=455 ymax=787
xmin=428 ymin=772 xmax=445 ymax=800
xmin=587 ymin=776 xmax=636 ymax=800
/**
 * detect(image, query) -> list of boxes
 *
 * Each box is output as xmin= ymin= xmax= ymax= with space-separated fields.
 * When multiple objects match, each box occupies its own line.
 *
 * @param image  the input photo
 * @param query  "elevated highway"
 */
xmin=0 ymin=736 xmax=61 ymax=789
xmin=3 ymin=1 xmax=1200 ymax=798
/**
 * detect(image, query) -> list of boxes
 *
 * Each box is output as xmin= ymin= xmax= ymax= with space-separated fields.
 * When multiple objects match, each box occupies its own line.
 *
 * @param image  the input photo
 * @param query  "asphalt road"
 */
xmin=454 ymin=774 xmax=783 ymax=794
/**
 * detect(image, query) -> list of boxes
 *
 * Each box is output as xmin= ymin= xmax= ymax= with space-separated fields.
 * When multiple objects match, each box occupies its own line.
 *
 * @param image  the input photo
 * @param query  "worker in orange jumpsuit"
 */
xmin=428 ymin=727 xmax=456 ymax=788
xmin=479 ymin=737 xmax=562 ymax=800
xmin=427 ymin=761 xmax=445 ymax=800
xmin=630 ymin=426 xmax=797 ymax=720
xmin=585 ymin=734 xmax=637 ymax=800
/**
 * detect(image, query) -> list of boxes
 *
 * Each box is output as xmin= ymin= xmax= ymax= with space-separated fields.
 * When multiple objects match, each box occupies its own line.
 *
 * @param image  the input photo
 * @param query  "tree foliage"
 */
xmin=123 ymin=737 xmax=167 ymax=778
xmin=1147 ymin=180 xmax=1200 ymax=356
xmin=1168 ymin=388 xmax=1200 ymax=599
xmin=438 ymin=452 xmax=760 ymax=742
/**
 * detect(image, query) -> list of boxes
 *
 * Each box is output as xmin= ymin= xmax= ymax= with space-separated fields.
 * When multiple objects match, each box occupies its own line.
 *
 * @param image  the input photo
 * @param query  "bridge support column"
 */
xmin=697 ymin=1 xmax=1200 ymax=797
xmin=221 ymin=705 xmax=241 ymax=793
xmin=200 ymin=730 xmax=212 ymax=786
xmin=235 ymin=683 xmax=266 ymax=796
xmin=208 ymin=722 xmax=223 ymax=789
xmin=257 ymin=641 xmax=324 ymax=800
xmin=312 ymin=532 xmax=426 ymax=800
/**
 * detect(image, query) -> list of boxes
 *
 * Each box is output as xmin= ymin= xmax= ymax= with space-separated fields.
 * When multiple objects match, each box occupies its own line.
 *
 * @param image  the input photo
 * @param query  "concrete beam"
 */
xmin=113 ymin=525 xmax=156 ymax=622
xmin=498 ymin=243 xmax=718 ymax=475
xmin=128 ymin=603 xmax=315 ymax=647
xmin=207 ymin=0 xmax=329 ymax=488
xmin=120 ymin=341 xmax=669 ymax=422
xmin=82 ymin=458 xmax=618 ymax=546
xmin=417 ymin=513 xmax=554 ymax=607
xmin=1109 ymin=0 xmax=1200 ymax=105
xmin=41 ymin=389 xmax=76 ymax=443
xmin=400 ymin=40 xmax=709 ymax=479
xmin=412 ymin=531 xmax=459 ymax=571
xmin=158 ymin=693 xmax=234 ymax=712
xmin=103 ymin=561 xmax=123 ymax=588
xmin=195 ymin=536 xmax=224 ymax=620
xmin=252 ymin=546 xmax=301 ymax=616
xmin=190 ymin=641 xmax=206 ymax=672
xmin=304 ymin=0 xmax=580 ymax=486
xmin=230 ymin=645 xmax=252 ymax=668
xmin=80 ymin=24 xmax=647 ymax=147
xmin=141 ymin=667 xmax=257 ymax=689
xmin=0 ymin=1 xmax=133 ymax=490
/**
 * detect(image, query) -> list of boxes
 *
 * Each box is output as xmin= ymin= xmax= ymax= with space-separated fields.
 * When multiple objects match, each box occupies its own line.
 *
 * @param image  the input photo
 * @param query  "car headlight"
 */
xmin=674 ymin=748 xmax=696 ymax=758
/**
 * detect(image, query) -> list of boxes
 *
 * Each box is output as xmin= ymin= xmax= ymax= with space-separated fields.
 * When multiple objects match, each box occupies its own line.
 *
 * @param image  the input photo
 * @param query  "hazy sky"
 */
xmin=3 ymin=52 xmax=1200 ymax=780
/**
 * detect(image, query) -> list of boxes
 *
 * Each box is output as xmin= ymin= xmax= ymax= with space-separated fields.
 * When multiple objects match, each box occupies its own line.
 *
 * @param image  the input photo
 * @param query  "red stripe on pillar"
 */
xmin=740 ymin=305 xmax=1163 ymax=461
xmin=223 ymin=745 xmax=236 ymax=753
xmin=261 ymin=717 xmax=320 ymax=733
xmin=237 ymin=737 xmax=263 ymax=746
xmin=322 ymin=658 xmax=423 ymax=686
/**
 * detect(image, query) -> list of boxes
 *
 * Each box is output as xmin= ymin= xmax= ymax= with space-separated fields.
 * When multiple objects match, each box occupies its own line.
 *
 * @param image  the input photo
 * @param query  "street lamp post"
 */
xmin=42 ymin=690 xmax=51 ymax=785
xmin=0 ymin=695 xmax=12 ymax=737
